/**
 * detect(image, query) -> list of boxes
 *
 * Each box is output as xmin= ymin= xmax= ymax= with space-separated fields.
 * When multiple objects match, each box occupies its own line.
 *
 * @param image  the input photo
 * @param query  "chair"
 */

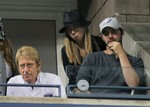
xmin=65 ymin=65 xmax=80 ymax=83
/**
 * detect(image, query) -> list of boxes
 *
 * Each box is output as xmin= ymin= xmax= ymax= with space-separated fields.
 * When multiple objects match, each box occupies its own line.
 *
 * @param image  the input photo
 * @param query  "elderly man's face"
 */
xmin=18 ymin=56 xmax=40 ymax=84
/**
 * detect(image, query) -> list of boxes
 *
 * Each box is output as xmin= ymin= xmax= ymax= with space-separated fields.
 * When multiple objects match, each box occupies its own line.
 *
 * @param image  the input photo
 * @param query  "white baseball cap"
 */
xmin=99 ymin=17 xmax=121 ymax=32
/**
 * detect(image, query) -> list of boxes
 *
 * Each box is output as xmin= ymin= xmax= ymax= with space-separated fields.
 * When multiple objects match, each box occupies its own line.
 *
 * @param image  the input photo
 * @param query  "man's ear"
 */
xmin=100 ymin=34 xmax=104 ymax=40
xmin=37 ymin=61 xmax=42 ymax=70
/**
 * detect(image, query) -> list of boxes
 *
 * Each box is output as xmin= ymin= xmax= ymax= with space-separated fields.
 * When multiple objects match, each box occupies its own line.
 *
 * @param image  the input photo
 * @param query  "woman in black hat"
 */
xmin=59 ymin=9 xmax=106 ymax=85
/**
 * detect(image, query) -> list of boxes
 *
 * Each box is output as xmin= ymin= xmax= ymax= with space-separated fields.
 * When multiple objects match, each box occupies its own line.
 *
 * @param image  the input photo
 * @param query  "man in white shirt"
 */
xmin=6 ymin=46 xmax=66 ymax=98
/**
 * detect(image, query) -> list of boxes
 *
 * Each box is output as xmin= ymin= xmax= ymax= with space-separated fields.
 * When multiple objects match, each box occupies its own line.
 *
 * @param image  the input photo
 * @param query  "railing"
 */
xmin=67 ymin=85 xmax=150 ymax=100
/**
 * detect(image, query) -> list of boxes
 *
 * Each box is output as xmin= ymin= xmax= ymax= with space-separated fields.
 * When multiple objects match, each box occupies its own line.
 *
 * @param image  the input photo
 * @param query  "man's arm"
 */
xmin=119 ymin=52 xmax=140 ymax=86
xmin=108 ymin=41 xmax=140 ymax=86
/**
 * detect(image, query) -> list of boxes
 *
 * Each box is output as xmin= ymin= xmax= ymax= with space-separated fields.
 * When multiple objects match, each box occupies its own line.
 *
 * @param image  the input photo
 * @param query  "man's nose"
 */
xmin=23 ymin=71 xmax=28 ymax=74
xmin=24 ymin=65 xmax=29 ymax=72
xmin=70 ymin=30 xmax=76 ymax=34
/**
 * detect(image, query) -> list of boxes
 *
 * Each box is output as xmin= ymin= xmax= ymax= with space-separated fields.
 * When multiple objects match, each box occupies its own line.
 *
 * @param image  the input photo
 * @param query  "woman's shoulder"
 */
xmin=91 ymin=35 xmax=101 ymax=39
xmin=61 ymin=46 xmax=66 ymax=52
xmin=91 ymin=35 xmax=106 ymax=50
xmin=61 ymin=46 xmax=65 ymax=50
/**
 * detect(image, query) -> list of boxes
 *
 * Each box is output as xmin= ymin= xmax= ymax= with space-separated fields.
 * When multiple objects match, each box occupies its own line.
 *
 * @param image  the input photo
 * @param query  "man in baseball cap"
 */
xmin=75 ymin=17 xmax=146 ymax=94
xmin=99 ymin=17 xmax=124 ymax=44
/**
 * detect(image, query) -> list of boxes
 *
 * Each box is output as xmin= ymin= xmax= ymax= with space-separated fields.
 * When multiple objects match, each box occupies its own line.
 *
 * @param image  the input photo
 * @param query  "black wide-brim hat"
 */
xmin=59 ymin=9 xmax=91 ymax=33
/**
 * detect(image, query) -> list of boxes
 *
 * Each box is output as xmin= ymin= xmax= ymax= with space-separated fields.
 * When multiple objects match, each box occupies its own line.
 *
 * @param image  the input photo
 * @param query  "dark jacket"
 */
xmin=61 ymin=35 xmax=106 ymax=85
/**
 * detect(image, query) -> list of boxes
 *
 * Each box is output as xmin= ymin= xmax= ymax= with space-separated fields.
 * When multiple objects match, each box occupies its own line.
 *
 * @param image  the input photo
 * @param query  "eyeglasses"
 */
xmin=19 ymin=63 xmax=35 ymax=69
xmin=102 ymin=29 xmax=120 ymax=36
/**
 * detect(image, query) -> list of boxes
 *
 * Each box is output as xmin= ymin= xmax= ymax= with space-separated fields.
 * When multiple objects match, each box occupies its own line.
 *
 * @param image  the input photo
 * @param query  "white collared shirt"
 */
xmin=6 ymin=72 xmax=66 ymax=98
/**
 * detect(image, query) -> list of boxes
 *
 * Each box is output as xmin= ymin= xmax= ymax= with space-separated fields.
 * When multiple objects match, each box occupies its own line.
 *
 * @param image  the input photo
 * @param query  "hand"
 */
xmin=108 ymin=41 xmax=125 ymax=57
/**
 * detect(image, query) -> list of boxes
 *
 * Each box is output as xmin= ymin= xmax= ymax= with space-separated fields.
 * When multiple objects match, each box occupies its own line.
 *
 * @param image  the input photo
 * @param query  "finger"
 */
xmin=109 ymin=46 xmax=113 ymax=49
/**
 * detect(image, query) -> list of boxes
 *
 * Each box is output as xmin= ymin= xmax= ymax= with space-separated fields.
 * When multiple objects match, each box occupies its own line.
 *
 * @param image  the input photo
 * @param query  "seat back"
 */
xmin=65 ymin=65 xmax=80 ymax=85
xmin=66 ymin=65 xmax=80 ymax=79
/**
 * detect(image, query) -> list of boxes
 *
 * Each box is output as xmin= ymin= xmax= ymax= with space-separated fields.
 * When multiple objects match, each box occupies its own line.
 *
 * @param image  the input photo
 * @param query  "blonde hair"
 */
xmin=64 ymin=28 xmax=99 ymax=65
xmin=16 ymin=46 xmax=41 ymax=65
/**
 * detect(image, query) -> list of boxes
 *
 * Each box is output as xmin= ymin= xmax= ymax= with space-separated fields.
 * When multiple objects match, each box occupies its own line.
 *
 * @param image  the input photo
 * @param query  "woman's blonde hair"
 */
xmin=64 ymin=28 xmax=99 ymax=65
xmin=16 ymin=46 xmax=41 ymax=65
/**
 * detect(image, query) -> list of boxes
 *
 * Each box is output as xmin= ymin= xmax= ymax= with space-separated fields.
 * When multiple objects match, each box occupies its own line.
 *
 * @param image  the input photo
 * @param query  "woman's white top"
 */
xmin=5 ymin=62 xmax=12 ymax=79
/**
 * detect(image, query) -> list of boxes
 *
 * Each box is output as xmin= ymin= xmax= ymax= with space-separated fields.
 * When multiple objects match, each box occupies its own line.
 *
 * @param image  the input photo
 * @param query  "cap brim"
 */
xmin=101 ymin=25 xmax=120 ymax=32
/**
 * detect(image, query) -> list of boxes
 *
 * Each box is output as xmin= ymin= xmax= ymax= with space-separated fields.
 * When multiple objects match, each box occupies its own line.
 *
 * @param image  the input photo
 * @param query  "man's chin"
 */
xmin=24 ymin=78 xmax=32 ymax=83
